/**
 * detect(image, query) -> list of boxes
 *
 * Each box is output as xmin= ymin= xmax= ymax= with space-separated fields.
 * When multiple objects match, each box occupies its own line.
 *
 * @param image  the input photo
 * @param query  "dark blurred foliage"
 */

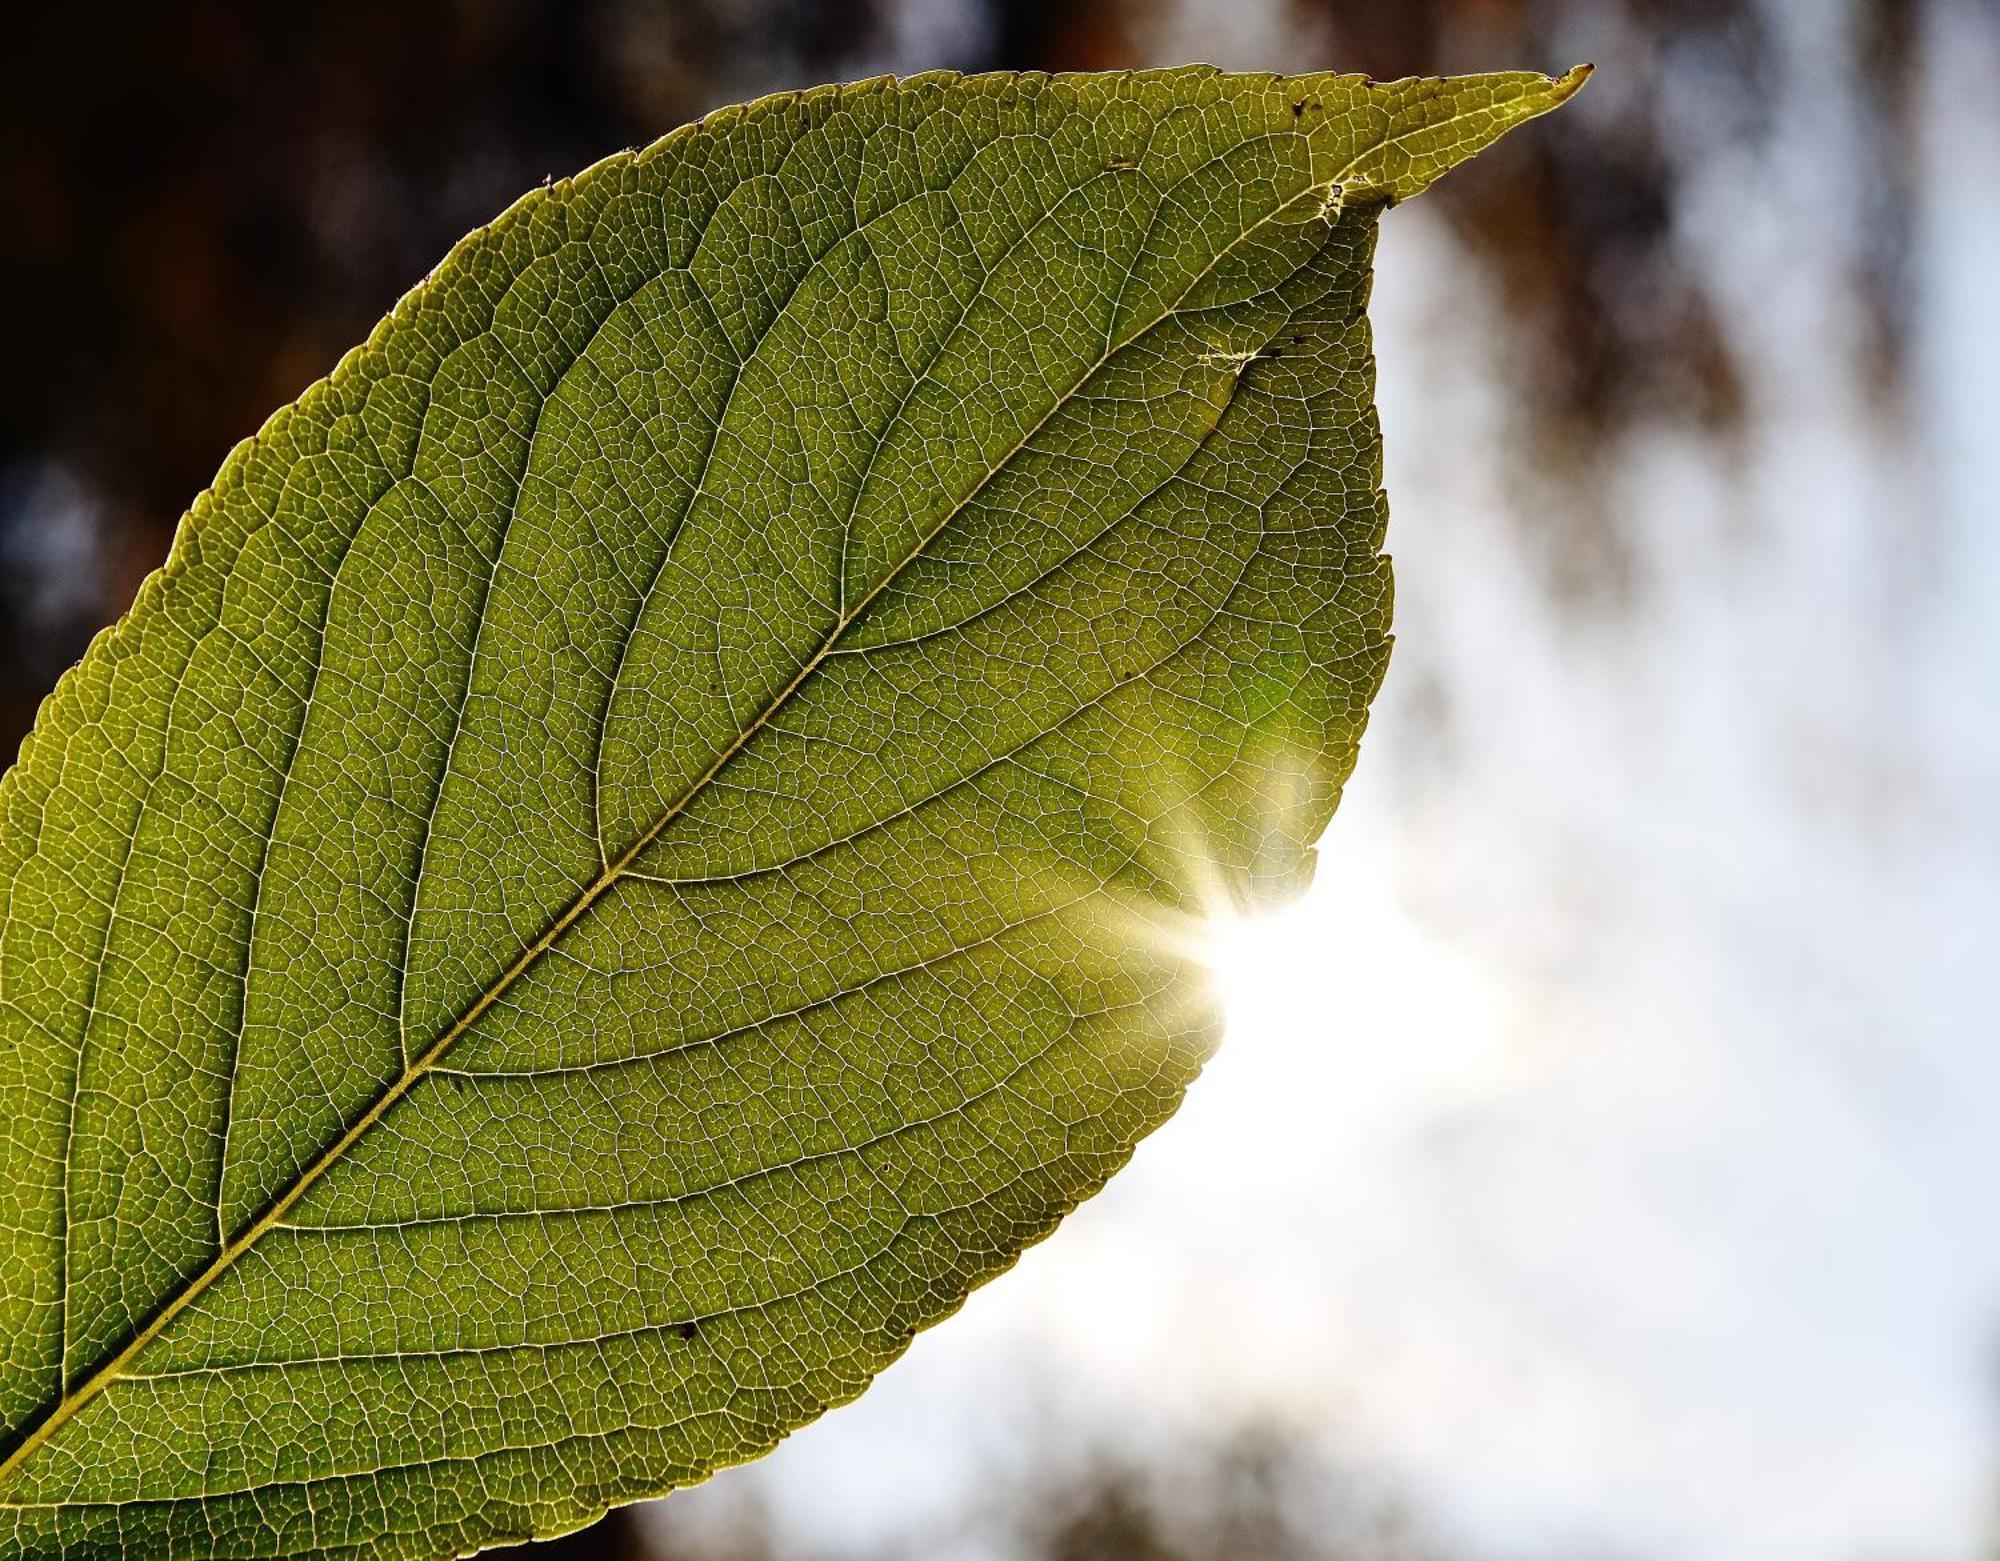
xmin=488 ymin=1509 xmax=652 ymax=1561
xmin=0 ymin=1 xmax=896 ymax=750
xmin=1013 ymin=1429 xmax=1442 ymax=1561
xmin=484 ymin=1425 xmax=1454 ymax=1560
xmin=1318 ymin=0 xmax=1772 ymax=441
xmin=1294 ymin=0 xmax=1923 ymax=607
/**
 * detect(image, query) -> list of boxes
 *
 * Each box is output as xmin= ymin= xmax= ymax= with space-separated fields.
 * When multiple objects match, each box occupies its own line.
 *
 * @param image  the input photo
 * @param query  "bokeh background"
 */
xmin=4 ymin=2 xmax=1996 ymax=1557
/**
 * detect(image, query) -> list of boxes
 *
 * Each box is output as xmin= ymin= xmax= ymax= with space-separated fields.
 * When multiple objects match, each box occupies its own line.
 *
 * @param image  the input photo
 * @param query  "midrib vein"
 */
xmin=0 ymin=175 xmax=1339 ymax=1496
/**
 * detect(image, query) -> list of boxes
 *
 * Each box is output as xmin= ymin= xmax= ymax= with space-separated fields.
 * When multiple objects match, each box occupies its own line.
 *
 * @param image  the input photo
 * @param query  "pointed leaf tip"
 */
xmin=1325 ymin=63 xmax=1593 ymax=203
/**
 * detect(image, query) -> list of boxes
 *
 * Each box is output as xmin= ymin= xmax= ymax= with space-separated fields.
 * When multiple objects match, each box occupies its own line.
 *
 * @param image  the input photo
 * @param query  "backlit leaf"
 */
xmin=0 ymin=65 xmax=1584 ymax=1558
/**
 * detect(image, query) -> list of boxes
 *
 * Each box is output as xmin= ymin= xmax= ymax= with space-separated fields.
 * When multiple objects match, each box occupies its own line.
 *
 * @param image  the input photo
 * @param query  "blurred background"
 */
xmin=3 ymin=1 xmax=1995 ymax=1557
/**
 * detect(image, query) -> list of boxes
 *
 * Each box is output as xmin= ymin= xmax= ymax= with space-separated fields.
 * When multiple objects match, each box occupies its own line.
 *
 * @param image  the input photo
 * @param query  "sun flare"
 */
xmin=1196 ymin=848 xmax=1525 ymax=1153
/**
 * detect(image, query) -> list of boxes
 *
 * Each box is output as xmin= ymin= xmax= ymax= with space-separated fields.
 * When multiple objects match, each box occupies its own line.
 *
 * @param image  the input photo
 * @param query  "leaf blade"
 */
xmin=0 ymin=65 xmax=1583 ymax=1557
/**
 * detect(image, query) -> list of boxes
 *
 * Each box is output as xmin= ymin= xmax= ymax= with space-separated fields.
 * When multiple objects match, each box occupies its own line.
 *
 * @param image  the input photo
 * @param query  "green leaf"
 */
xmin=0 ymin=65 xmax=1583 ymax=1557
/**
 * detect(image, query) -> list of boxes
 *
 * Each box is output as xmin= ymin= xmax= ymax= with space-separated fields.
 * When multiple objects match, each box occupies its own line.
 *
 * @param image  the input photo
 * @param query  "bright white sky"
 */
xmin=650 ymin=4 xmax=2000 ymax=1558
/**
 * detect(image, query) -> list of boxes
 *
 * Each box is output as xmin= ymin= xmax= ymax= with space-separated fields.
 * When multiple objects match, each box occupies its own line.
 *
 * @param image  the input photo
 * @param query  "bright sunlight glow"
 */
xmin=1199 ymin=848 xmax=1525 ymax=1159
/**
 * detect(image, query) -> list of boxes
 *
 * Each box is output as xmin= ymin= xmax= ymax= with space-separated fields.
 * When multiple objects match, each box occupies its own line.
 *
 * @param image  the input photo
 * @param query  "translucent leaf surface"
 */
xmin=0 ymin=65 xmax=1583 ymax=1558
